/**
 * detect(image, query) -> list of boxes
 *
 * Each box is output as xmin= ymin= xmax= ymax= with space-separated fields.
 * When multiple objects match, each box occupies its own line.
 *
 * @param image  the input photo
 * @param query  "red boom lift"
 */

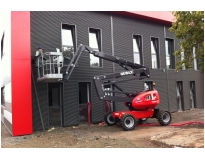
xmin=35 ymin=44 xmax=172 ymax=131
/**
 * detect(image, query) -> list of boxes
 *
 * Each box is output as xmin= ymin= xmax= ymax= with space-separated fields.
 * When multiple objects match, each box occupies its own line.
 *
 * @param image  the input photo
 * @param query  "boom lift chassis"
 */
xmin=35 ymin=44 xmax=172 ymax=131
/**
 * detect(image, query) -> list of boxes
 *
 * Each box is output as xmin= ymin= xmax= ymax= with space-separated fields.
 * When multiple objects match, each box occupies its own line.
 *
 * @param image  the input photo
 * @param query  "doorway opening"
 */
xmin=48 ymin=83 xmax=63 ymax=127
xmin=190 ymin=81 xmax=196 ymax=109
xmin=78 ymin=82 xmax=91 ymax=123
xmin=176 ymin=81 xmax=184 ymax=111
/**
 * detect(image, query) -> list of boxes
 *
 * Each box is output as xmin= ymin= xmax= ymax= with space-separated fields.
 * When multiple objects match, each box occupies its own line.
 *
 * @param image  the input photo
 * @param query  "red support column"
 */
xmin=11 ymin=11 xmax=32 ymax=136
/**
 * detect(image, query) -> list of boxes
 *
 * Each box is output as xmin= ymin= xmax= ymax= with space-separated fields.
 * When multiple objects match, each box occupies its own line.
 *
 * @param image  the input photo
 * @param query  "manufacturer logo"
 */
xmin=120 ymin=70 xmax=133 ymax=76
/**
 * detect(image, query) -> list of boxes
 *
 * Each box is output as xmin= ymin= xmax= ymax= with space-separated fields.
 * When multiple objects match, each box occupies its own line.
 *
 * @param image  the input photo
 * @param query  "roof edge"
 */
xmin=110 ymin=11 xmax=175 ymax=25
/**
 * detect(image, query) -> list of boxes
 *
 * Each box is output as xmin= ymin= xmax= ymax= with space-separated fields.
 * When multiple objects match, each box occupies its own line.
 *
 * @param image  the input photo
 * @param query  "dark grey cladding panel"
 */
xmin=174 ymin=38 xmax=180 ymax=51
xmin=165 ymin=25 xmax=175 ymax=38
xmin=32 ymin=66 xmax=49 ymax=131
xmin=31 ymin=11 xmax=112 ymax=127
xmin=167 ymin=70 xmax=178 ymax=112
xmin=115 ymin=79 xmax=144 ymax=111
xmin=30 ymin=11 xmax=204 ymax=129
xmin=115 ymin=102 xmax=127 ymax=111
xmin=31 ymin=11 xmax=113 ymax=82
xmin=168 ymin=70 xmax=191 ymax=111
xmin=174 ymin=38 xmax=181 ymax=63
xmin=188 ymin=71 xmax=204 ymax=109
xmin=91 ymin=82 xmax=104 ymax=123
xmin=31 ymin=11 xmax=112 ymax=72
xmin=182 ymin=80 xmax=191 ymax=110
xmin=63 ymin=80 xmax=79 ymax=126
xmin=149 ymin=69 xmax=169 ymax=110
xmin=168 ymin=70 xmax=204 ymax=110
xmin=112 ymin=14 xmax=167 ymax=71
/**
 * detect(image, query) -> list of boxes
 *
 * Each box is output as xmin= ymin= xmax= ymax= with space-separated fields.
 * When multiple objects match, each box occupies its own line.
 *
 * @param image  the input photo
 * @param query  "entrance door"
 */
xmin=48 ymin=83 xmax=63 ymax=127
xmin=78 ymin=82 xmax=91 ymax=123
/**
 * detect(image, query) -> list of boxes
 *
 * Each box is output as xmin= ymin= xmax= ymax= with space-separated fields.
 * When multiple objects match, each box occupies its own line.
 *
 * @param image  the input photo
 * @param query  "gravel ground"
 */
xmin=1 ymin=108 xmax=204 ymax=148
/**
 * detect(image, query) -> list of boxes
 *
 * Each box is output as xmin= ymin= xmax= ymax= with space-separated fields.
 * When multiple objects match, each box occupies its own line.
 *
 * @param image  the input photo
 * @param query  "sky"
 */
xmin=0 ymin=0 xmax=204 ymax=11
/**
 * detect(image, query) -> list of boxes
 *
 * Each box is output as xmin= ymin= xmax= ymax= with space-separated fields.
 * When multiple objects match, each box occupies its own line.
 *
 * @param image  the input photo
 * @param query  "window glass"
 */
xmin=90 ymin=54 xmax=100 ymax=66
xmin=151 ymin=41 xmax=156 ymax=54
xmin=193 ymin=47 xmax=199 ymax=70
xmin=89 ymin=29 xmax=101 ymax=67
xmin=165 ymin=40 xmax=169 ymax=56
xmin=62 ymin=29 xmax=73 ymax=46
xmin=181 ymin=51 xmax=185 ymax=70
xmin=152 ymin=54 xmax=157 ymax=68
xmin=89 ymin=32 xmax=99 ymax=50
xmin=166 ymin=40 xmax=170 ymax=68
xmin=134 ymin=53 xmax=140 ymax=64
xmin=61 ymin=24 xmax=76 ymax=66
xmin=133 ymin=39 xmax=139 ymax=52
xmin=133 ymin=36 xmax=142 ymax=64
xmin=166 ymin=56 xmax=170 ymax=66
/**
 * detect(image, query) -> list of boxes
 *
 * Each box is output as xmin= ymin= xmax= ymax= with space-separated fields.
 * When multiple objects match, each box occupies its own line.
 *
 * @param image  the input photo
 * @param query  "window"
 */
xmin=89 ymin=28 xmax=102 ymax=67
xmin=133 ymin=35 xmax=142 ymax=65
xmin=165 ymin=39 xmax=175 ymax=69
xmin=193 ymin=47 xmax=199 ymax=70
xmin=151 ymin=37 xmax=159 ymax=69
xmin=144 ymin=81 xmax=153 ymax=91
xmin=181 ymin=50 xmax=186 ymax=70
xmin=61 ymin=24 xmax=76 ymax=66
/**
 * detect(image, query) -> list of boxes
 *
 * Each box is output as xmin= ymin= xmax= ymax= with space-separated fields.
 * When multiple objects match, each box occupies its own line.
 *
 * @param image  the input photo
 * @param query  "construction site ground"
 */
xmin=1 ymin=108 xmax=204 ymax=148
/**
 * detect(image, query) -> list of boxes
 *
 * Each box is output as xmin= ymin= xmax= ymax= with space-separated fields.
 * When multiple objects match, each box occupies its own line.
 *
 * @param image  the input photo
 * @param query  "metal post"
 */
xmin=49 ymin=55 xmax=52 ymax=74
xmin=111 ymin=15 xmax=115 ymax=111
xmin=32 ymin=70 xmax=45 ymax=131
xmin=37 ymin=59 xmax=40 ymax=78
xmin=42 ymin=55 xmax=44 ymax=76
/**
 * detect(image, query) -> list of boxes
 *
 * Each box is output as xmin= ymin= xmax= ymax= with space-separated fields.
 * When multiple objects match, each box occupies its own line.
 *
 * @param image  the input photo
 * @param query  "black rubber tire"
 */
xmin=120 ymin=114 xmax=136 ymax=131
xmin=104 ymin=112 xmax=117 ymax=126
xmin=156 ymin=110 xmax=172 ymax=126
xmin=138 ymin=118 xmax=147 ymax=124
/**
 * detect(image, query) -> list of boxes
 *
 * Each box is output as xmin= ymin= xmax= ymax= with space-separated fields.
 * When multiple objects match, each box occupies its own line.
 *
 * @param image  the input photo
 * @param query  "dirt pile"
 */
xmin=151 ymin=124 xmax=204 ymax=148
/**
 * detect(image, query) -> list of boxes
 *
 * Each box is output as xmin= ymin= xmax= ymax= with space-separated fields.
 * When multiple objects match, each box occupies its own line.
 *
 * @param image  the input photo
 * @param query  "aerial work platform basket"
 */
xmin=35 ymin=46 xmax=74 ymax=82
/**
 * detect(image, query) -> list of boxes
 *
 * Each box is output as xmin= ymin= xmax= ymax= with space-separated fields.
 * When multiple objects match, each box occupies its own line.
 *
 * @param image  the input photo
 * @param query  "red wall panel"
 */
xmin=11 ymin=11 xmax=32 ymax=136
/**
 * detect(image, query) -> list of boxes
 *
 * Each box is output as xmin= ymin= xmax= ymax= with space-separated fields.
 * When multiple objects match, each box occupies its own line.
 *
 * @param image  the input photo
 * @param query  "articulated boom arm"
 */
xmin=64 ymin=44 xmax=150 ymax=80
xmin=64 ymin=44 xmax=150 ymax=103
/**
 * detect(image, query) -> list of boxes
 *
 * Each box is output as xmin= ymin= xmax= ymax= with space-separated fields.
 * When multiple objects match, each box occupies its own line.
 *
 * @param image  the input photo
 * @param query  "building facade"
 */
xmin=1 ymin=11 xmax=204 ymax=136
